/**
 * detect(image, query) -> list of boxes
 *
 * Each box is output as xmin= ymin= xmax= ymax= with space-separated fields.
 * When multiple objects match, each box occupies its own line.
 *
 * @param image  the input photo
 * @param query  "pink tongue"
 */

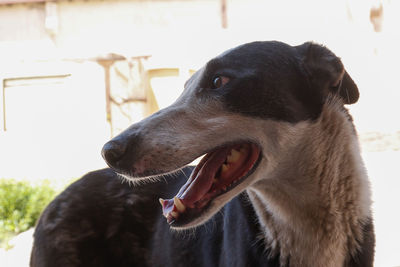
xmin=178 ymin=147 xmax=230 ymax=205
xmin=163 ymin=147 xmax=231 ymax=213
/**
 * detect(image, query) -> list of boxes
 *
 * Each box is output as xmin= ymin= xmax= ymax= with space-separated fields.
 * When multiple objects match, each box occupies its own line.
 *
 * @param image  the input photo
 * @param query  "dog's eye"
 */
xmin=211 ymin=76 xmax=229 ymax=89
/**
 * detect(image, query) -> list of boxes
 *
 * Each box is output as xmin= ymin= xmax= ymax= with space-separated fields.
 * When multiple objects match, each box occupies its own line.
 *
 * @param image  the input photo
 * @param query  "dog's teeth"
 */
xmin=227 ymin=149 xmax=241 ymax=163
xmin=221 ymin=164 xmax=229 ymax=173
xmin=159 ymin=198 xmax=165 ymax=206
xmin=171 ymin=211 xmax=179 ymax=218
xmin=173 ymin=197 xmax=186 ymax=212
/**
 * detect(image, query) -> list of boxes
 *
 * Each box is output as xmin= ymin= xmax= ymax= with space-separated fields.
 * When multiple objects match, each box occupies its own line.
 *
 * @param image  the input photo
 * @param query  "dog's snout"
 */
xmin=101 ymin=140 xmax=127 ymax=167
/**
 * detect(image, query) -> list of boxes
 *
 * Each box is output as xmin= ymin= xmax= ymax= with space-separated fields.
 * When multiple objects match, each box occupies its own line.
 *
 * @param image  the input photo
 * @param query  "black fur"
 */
xmin=198 ymin=41 xmax=359 ymax=122
xmin=31 ymin=167 xmax=280 ymax=267
xmin=345 ymin=218 xmax=376 ymax=267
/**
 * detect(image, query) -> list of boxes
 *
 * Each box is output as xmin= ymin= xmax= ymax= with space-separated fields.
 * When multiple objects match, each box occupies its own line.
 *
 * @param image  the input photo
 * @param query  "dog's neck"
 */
xmin=247 ymin=99 xmax=372 ymax=267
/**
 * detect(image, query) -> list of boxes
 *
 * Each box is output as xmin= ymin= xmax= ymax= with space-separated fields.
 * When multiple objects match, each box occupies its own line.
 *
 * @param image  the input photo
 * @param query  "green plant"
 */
xmin=0 ymin=179 xmax=57 ymax=249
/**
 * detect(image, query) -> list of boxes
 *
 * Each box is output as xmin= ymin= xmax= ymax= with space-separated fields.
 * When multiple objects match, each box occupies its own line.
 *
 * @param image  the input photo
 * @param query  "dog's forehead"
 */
xmin=209 ymin=41 xmax=298 ymax=69
xmin=183 ymin=41 xmax=298 ymax=91
xmin=179 ymin=41 xmax=328 ymax=123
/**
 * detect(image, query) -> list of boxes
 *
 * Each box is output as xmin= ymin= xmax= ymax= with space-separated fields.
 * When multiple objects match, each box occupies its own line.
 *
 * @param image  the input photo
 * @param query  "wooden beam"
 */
xmin=0 ymin=0 xmax=48 ymax=5
xmin=97 ymin=60 xmax=114 ymax=137
xmin=221 ymin=0 xmax=228 ymax=29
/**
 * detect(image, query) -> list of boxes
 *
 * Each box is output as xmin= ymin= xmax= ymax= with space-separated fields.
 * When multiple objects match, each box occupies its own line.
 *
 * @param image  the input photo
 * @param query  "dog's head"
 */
xmin=101 ymin=41 xmax=359 ymax=228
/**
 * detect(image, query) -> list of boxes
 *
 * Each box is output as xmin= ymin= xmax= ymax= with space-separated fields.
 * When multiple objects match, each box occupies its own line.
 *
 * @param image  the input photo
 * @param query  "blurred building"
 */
xmin=0 ymin=0 xmax=224 ymax=179
xmin=0 ymin=0 xmax=399 ymax=180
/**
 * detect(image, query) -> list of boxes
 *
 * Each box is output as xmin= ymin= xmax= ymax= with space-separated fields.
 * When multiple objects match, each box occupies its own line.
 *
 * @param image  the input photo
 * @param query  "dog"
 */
xmin=31 ymin=41 xmax=375 ymax=267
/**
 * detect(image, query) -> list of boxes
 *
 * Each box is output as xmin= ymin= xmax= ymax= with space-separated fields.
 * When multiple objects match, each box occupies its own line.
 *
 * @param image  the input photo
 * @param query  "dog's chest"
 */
xmin=150 ymin=193 xmax=280 ymax=267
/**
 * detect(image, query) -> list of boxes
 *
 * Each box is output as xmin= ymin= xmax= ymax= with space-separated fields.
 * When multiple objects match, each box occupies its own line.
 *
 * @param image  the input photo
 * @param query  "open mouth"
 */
xmin=159 ymin=142 xmax=261 ymax=226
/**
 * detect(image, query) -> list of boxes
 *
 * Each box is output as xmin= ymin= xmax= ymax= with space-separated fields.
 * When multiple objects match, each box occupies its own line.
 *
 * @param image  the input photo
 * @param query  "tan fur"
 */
xmin=247 ymin=98 xmax=372 ymax=266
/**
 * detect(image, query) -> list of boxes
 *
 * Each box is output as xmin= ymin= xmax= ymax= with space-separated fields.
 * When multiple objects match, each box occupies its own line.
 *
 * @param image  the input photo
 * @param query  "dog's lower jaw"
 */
xmin=246 ymin=100 xmax=373 ymax=267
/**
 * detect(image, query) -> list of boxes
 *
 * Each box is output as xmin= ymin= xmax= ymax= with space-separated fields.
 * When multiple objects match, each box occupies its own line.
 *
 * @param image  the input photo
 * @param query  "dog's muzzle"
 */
xmin=101 ymin=131 xmax=142 ymax=174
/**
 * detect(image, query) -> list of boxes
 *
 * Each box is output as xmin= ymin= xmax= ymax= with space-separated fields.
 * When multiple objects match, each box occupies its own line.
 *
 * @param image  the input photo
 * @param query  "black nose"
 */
xmin=101 ymin=140 xmax=127 ymax=168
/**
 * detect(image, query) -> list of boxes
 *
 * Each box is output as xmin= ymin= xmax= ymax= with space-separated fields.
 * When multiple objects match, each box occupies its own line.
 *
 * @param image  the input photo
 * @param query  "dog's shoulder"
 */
xmin=34 ymin=166 xmax=192 ymax=235
xmin=32 ymin=167 xmax=192 ymax=266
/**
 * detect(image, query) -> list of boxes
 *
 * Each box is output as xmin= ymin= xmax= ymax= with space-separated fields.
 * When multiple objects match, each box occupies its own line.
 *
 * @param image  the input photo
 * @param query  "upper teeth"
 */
xmin=173 ymin=197 xmax=186 ymax=212
xmin=221 ymin=164 xmax=229 ymax=173
xmin=171 ymin=211 xmax=179 ymax=218
xmin=227 ymin=148 xmax=241 ymax=163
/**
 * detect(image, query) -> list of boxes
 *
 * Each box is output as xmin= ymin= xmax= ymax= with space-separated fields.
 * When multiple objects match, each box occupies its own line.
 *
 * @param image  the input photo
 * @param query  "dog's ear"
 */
xmin=296 ymin=42 xmax=359 ymax=104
